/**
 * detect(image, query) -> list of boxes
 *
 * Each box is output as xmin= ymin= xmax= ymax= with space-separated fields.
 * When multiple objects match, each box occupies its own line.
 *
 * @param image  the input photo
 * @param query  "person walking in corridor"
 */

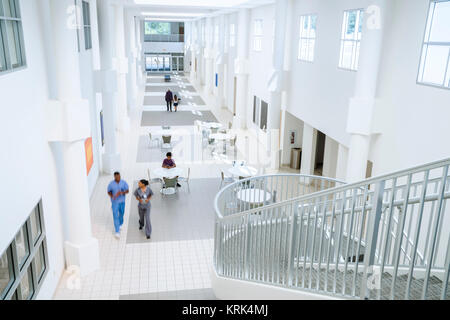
xmin=173 ymin=94 xmax=181 ymax=112
xmin=165 ymin=89 xmax=173 ymax=112
xmin=107 ymin=172 xmax=129 ymax=239
xmin=134 ymin=179 xmax=154 ymax=240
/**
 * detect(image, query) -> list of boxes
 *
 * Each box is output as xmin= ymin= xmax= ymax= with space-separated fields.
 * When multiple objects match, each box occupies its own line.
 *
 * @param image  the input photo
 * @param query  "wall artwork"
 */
xmin=85 ymin=137 xmax=94 ymax=176
xmin=289 ymin=130 xmax=298 ymax=145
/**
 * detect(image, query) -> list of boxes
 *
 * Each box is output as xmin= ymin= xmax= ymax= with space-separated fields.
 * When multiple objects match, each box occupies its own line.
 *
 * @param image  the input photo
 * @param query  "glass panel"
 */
xmin=15 ymin=225 xmax=29 ymax=268
xmin=34 ymin=245 xmax=46 ymax=283
xmin=0 ymin=23 xmax=6 ymax=71
xmin=422 ymin=44 xmax=449 ymax=85
xmin=308 ymin=39 xmax=315 ymax=61
xmin=429 ymin=0 xmax=450 ymax=42
xmin=1 ymin=0 xmax=16 ymax=17
xmin=340 ymin=40 xmax=354 ymax=69
xmin=5 ymin=20 xmax=22 ymax=68
xmin=179 ymin=57 xmax=184 ymax=71
xmin=310 ymin=15 xmax=317 ymax=38
xmin=18 ymin=266 xmax=34 ymax=300
xmin=0 ymin=249 xmax=13 ymax=297
xmin=345 ymin=11 xmax=357 ymax=39
xmin=29 ymin=207 xmax=42 ymax=245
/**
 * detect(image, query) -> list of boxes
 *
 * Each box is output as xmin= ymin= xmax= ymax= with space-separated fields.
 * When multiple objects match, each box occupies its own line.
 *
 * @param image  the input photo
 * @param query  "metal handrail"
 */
xmin=213 ymin=158 xmax=450 ymax=300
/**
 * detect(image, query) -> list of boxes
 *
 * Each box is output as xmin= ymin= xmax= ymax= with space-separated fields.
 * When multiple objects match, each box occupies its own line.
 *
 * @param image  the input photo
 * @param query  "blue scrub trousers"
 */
xmin=112 ymin=201 xmax=125 ymax=233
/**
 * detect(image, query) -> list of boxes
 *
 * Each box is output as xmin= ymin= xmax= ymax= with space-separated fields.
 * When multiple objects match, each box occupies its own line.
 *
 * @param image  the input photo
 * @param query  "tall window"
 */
xmin=230 ymin=23 xmax=236 ymax=48
xmin=298 ymin=14 xmax=317 ymax=62
xmin=82 ymin=1 xmax=92 ymax=50
xmin=214 ymin=24 xmax=219 ymax=47
xmin=253 ymin=19 xmax=263 ymax=52
xmin=0 ymin=202 xmax=48 ymax=300
xmin=418 ymin=0 xmax=450 ymax=89
xmin=0 ymin=0 xmax=26 ymax=73
xmin=339 ymin=9 xmax=364 ymax=71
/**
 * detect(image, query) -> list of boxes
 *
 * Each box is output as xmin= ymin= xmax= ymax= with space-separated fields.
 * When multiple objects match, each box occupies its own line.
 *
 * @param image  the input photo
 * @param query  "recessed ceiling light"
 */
xmin=141 ymin=12 xmax=204 ymax=17
xmin=134 ymin=0 xmax=248 ymax=8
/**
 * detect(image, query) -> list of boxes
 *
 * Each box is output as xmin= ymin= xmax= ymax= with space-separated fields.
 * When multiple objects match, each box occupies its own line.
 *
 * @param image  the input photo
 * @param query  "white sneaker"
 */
xmin=114 ymin=232 xmax=120 ymax=239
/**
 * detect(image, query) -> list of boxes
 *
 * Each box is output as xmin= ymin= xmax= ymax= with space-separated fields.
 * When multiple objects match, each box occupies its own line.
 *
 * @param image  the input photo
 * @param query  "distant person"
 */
xmin=107 ymin=172 xmax=129 ymax=239
xmin=173 ymin=95 xmax=181 ymax=112
xmin=162 ymin=152 xmax=176 ymax=169
xmin=165 ymin=89 xmax=173 ymax=112
xmin=134 ymin=179 xmax=154 ymax=240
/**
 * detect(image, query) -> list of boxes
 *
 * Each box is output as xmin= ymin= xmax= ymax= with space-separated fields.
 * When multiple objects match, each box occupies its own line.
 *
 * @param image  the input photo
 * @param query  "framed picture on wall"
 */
xmin=289 ymin=130 xmax=298 ymax=145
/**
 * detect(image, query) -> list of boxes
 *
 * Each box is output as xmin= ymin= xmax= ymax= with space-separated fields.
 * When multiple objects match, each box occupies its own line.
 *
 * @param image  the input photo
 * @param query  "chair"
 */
xmin=162 ymin=125 xmax=171 ymax=130
xmin=147 ymin=169 xmax=162 ymax=186
xmin=162 ymin=135 xmax=172 ymax=149
xmin=230 ymin=135 xmax=237 ymax=147
xmin=178 ymin=168 xmax=191 ymax=189
xmin=211 ymin=128 xmax=219 ymax=134
xmin=220 ymin=170 xmax=236 ymax=189
xmin=162 ymin=177 xmax=178 ymax=195
xmin=148 ymin=133 xmax=160 ymax=148
xmin=228 ymin=122 xmax=233 ymax=130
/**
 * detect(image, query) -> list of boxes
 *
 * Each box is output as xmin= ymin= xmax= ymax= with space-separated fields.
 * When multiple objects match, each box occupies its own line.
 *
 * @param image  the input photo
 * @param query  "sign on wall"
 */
xmin=85 ymin=137 xmax=94 ymax=176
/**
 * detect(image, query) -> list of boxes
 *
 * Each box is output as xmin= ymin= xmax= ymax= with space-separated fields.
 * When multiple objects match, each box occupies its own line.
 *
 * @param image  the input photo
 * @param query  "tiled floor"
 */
xmin=120 ymin=288 xmax=216 ymax=300
xmin=53 ymin=72 xmax=284 ymax=300
xmin=140 ymin=111 xmax=217 ymax=126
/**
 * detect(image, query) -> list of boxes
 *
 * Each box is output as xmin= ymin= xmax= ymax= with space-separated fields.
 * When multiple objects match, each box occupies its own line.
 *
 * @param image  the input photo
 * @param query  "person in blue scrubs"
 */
xmin=107 ymin=172 xmax=129 ymax=239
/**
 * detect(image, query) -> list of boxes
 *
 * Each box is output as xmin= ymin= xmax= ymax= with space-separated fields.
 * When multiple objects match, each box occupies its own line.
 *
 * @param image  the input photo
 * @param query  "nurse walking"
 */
xmin=107 ymin=172 xmax=130 ymax=239
xmin=134 ymin=179 xmax=154 ymax=239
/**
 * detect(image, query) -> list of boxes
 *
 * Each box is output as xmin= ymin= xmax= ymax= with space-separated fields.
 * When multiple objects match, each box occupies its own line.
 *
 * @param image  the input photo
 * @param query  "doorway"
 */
xmin=145 ymin=54 xmax=184 ymax=72
xmin=314 ymin=131 xmax=326 ymax=176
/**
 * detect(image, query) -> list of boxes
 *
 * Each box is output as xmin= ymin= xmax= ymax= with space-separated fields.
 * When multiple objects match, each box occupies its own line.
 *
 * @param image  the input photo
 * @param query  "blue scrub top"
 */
xmin=107 ymin=180 xmax=129 ymax=204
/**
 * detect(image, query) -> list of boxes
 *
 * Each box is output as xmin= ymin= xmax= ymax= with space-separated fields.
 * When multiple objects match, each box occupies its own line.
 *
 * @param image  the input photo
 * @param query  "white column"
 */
xmin=336 ymin=143 xmax=349 ymax=182
xmin=126 ymin=12 xmax=138 ymax=110
xmin=267 ymin=0 xmax=290 ymax=169
xmin=233 ymin=8 xmax=251 ymax=129
xmin=114 ymin=4 xmax=130 ymax=132
xmin=46 ymin=0 xmax=99 ymax=276
xmin=97 ymin=0 xmax=121 ymax=174
xmin=323 ymin=136 xmax=338 ymax=178
xmin=300 ymin=123 xmax=317 ymax=175
xmin=215 ymin=15 xmax=227 ymax=108
xmin=345 ymin=0 xmax=390 ymax=182
xmin=135 ymin=17 xmax=144 ymax=86
xmin=204 ymin=17 xmax=215 ymax=95
xmin=199 ymin=19 xmax=206 ymax=86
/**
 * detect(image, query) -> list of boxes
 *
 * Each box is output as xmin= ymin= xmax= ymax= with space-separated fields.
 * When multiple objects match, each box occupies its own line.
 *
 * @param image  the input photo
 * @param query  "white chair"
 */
xmin=147 ymin=169 xmax=162 ymax=186
xmin=178 ymin=167 xmax=190 ymax=188
xmin=149 ymin=133 xmax=160 ymax=148
xmin=220 ymin=170 xmax=236 ymax=189
xmin=162 ymin=177 xmax=178 ymax=196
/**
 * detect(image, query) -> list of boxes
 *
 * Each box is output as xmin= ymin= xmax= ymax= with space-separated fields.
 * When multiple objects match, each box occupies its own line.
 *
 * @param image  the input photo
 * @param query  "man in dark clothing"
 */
xmin=165 ymin=89 xmax=173 ymax=112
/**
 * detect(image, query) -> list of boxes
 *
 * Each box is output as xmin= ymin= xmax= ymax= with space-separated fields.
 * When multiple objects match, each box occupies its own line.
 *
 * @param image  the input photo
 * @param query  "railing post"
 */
xmin=360 ymin=180 xmax=385 ymax=300
xmin=287 ymin=203 xmax=299 ymax=287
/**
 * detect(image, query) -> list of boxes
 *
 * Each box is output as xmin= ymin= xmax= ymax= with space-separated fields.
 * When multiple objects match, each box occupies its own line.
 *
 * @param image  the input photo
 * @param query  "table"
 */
xmin=228 ymin=166 xmax=258 ymax=178
xmin=201 ymin=122 xmax=223 ymax=129
xmin=152 ymin=167 xmax=183 ymax=179
xmin=237 ymin=189 xmax=272 ymax=205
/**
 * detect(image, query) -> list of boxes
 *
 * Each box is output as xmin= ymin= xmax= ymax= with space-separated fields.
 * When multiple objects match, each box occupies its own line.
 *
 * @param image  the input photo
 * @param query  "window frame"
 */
xmin=298 ymin=14 xmax=318 ymax=62
xmin=253 ymin=19 xmax=263 ymax=52
xmin=417 ymin=0 xmax=450 ymax=90
xmin=338 ymin=8 xmax=364 ymax=72
xmin=0 ymin=0 xmax=26 ymax=75
xmin=1 ymin=200 xmax=49 ymax=300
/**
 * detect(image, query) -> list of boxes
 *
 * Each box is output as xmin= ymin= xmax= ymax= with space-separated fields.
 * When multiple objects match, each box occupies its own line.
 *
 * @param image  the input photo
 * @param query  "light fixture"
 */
xmin=134 ymin=0 xmax=248 ymax=8
xmin=141 ymin=12 xmax=204 ymax=17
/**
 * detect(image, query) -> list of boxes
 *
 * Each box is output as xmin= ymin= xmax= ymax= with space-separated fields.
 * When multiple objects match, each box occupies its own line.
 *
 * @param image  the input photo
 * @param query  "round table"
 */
xmin=152 ymin=167 xmax=183 ymax=179
xmin=237 ymin=189 xmax=272 ymax=204
xmin=201 ymin=122 xmax=223 ymax=129
xmin=228 ymin=166 xmax=258 ymax=178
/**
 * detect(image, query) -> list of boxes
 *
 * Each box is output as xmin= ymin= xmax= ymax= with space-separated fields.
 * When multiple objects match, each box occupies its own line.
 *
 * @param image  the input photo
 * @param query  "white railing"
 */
xmin=213 ymin=159 xmax=450 ymax=300
xmin=144 ymin=34 xmax=185 ymax=42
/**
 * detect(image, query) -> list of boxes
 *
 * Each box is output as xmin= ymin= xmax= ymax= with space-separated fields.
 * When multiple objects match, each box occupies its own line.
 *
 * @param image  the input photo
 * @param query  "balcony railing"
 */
xmin=213 ymin=159 xmax=450 ymax=300
xmin=144 ymin=34 xmax=185 ymax=42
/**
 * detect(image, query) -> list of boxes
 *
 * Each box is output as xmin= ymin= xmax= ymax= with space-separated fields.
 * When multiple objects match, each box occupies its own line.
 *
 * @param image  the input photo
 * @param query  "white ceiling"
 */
xmin=123 ymin=0 xmax=274 ymax=20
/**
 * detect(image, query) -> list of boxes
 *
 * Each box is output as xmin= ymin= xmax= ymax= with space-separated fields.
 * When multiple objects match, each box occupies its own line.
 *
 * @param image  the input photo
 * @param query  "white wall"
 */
xmin=369 ymin=0 xmax=450 ymax=176
xmin=224 ymin=12 xmax=238 ymax=114
xmin=0 ymin=0 xmax=65 ymax=299
xmin=282 ymin=111 xmax=304 ymax=166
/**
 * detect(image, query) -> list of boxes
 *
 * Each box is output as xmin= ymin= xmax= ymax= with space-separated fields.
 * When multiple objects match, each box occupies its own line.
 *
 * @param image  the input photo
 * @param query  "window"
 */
xmin=418 ymin=0 xmax=450 ymax=88
xmin=0 ymin=0 xmax=26 ymax=73
xmin=0 ymin=201 xmax=48 ymax=300
xmin=339 ymin=9 xmax=364 ymax=71
xmin=230 ymin=23 xmax=236 ymax=48
xmin=145 ymin=22 xmax=171 ymax=35
xmin=298 ymin=14 xmax=317 ymax=62
xmin=253 ymin=96 xmax=269 ymax=130
xmin=253 ymin=19 xmax=263 ymax=51
xmin=82 ymin=1 xmax=92 ymax=50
